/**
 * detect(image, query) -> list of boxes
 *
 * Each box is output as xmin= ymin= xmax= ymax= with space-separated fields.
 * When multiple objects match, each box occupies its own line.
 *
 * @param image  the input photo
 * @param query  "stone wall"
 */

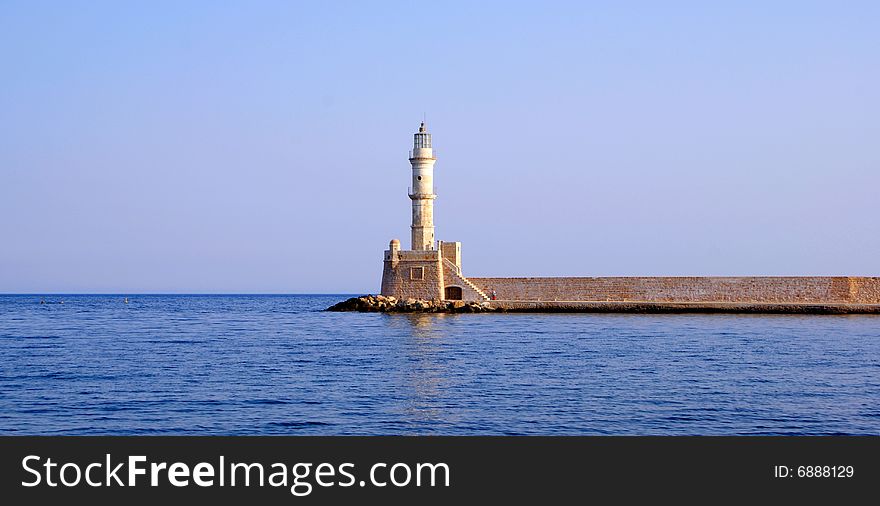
xmin=442 ymin=260 xmax=486 ymax=301
xmin=851 ymin=278 xmax=880 ymax=303
xmin=439 ymin=241 xmax=461 ymax=271
xmin=468 ymin=277 xmax=880 ymax=304
xmin=380 ymin=250 xmax=444 ymax=300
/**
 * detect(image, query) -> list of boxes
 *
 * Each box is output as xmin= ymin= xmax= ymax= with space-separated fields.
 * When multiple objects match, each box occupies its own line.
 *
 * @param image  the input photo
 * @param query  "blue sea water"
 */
xmin=0 ymin=294 xmax=878 ymax=435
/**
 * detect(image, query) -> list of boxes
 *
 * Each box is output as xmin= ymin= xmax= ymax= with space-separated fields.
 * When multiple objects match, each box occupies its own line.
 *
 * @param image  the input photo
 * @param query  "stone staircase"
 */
xmin=443 ymin=259 xmax=490 ymax=301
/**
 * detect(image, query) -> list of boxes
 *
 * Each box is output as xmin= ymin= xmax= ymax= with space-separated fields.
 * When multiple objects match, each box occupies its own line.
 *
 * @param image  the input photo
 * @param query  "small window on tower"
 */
xmin=417 ymin=176 xmax=422 ymax=180
xmin=410 ymin=267 xmax=424 ymax=280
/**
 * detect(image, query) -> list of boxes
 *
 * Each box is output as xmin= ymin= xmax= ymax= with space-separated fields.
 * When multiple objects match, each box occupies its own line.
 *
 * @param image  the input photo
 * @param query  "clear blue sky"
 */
xmin=1 ymin=1 xmax=878 ymax=293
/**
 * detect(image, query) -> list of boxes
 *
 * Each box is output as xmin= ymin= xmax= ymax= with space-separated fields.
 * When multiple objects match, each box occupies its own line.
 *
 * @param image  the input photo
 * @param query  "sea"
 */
xmin=1 ymin=294 xmax=878 ymax=435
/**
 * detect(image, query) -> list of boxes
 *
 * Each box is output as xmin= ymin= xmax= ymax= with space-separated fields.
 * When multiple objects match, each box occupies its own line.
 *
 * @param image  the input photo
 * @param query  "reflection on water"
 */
xmin=390 ymin=313 xmax=450 ymax=425
xmin=1 ymin=295 xmax=878 ymax=435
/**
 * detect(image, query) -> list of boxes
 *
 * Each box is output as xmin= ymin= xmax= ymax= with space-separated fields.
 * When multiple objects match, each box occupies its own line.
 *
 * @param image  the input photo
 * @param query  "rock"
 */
xmin=327 ymin=295 xmax=497 ymax=313
xmin=325 ymin=297 xmax=364 ymax=311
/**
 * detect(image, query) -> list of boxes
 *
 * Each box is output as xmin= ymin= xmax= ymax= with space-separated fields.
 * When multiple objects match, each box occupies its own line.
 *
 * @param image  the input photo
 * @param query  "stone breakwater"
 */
xmin=327 ymin=296 xmax=880 ymax=314
xmin=468 ymin=276 xmax=880 ymax=305
xmin=326 ymin=295 xmax=497 ymax=313
xmin=485 ymin=300 xmax=880 ymax=314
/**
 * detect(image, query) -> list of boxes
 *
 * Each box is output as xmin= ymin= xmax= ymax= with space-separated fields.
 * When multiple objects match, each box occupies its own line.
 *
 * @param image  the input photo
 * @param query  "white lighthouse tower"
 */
xmin=409 ymin=121 xmax=437 ymax=251
xmin=380 ymin=121 xmax=488 ymax=302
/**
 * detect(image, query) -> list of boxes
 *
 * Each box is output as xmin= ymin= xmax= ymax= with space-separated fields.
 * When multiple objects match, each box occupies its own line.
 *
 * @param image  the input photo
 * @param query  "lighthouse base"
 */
xmin=381 ymin=240 xmax=489 ymax=302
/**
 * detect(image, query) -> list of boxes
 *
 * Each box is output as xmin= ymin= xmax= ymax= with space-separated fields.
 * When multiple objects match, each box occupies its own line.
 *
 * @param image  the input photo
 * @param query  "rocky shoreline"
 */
xmin=326 ymin=295 xmax=497 ymax=313
xmin=326 ymin=295 xmax=880 ymax=314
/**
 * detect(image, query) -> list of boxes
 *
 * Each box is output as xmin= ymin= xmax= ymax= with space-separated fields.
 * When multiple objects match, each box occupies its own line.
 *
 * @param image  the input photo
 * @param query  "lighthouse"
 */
xmin=380 ymin=121 xmax=487 ymax=302
xmin=409 ymin=122 xmax=436 ymax=251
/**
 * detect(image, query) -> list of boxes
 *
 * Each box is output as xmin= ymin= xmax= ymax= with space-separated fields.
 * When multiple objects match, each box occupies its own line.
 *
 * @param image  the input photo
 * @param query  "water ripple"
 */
xmin=0 ymin=294 xmax=878 ymax=435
